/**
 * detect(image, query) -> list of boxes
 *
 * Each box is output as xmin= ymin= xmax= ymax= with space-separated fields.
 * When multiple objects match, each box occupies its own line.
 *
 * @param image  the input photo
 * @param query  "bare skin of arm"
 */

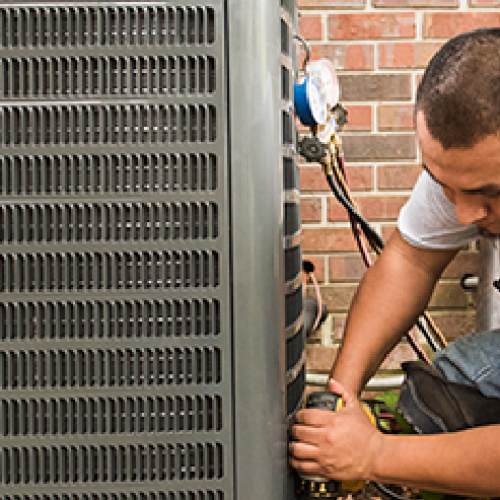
xmin=290 ymin=380 xmax=500 ymax=497
xmin=290 ymin=230 xmax=500 ymax=497
xmin=331 ymin=229 xmax=458 ymax=397
xmin=290 ymin=379 xmax=500 ymax=497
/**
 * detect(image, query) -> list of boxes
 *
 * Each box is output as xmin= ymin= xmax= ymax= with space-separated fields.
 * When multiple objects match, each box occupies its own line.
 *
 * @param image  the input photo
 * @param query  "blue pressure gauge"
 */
xmin=294 ymin=76 xmax=328 ymax=127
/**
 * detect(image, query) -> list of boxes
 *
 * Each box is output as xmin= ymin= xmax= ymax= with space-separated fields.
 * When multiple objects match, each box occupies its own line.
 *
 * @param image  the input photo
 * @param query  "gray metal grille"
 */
xmin=0 ymin=6 xmax=216 ymax=48
xmin=281 ymin=2 xmax=303 ymax=419
xmin=281 ymin=3 xmax=303 ymax=497
xmin=0 ymin=104 xmax=217 ymax=145
xmin=0 ymin=250 xmax=220 ymax=291
xmin=0 ymin=1 xmax=231 ymax=497
xmin=0 ymin=299 xmax=220 ymax=340
xmin=1 ymin=56 xmax=216 ymax=98
xmin=0 ymin=154 xmax=218 ymax=195
xmin=0 ymin=202 xmax=219 ymax=243
xmin=0 ymin=394 xmax=223 ymax=436
xmin=0 ymin=347 xmax=222 ymax=388
xmin=3 ymin=493 xmax=224 ymax=500
xmin=0 ymin=442 xmax=224 ymax=484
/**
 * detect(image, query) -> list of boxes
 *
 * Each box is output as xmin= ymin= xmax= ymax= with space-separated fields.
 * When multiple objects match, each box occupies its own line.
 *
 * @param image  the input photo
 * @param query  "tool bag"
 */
xmin=397 ymin=360 xmax=500 ymax=434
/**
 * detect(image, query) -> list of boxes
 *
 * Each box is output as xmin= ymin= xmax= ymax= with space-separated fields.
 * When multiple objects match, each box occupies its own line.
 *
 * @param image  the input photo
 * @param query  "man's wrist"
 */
xmin=365 ymin=429 xmax=388 ymax=483
xmin=328 ymin=372 xmax=362 ymax=398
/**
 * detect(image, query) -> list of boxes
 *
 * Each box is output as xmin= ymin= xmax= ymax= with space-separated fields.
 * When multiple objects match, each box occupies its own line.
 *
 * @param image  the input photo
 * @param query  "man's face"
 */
xmin=416 ymin=111 xmax=500 ymax=236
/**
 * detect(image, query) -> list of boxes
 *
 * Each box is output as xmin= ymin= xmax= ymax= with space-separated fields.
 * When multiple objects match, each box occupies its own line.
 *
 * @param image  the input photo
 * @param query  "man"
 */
xmin=289 ymin=28 xmax=500 ymax=497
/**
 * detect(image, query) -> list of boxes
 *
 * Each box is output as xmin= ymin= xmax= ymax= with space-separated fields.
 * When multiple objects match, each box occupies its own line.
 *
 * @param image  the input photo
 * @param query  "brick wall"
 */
xmin=297 ymin=0 xmax=498 ymax=385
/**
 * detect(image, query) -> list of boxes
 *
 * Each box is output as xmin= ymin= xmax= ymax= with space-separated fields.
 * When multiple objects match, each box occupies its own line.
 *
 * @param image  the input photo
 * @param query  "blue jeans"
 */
xmin=433 ymin=329 xmax=500 ymax=398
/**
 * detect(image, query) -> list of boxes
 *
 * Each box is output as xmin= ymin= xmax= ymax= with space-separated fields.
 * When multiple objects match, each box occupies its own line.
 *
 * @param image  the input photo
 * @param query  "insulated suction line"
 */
xmin=320 ymin=132 xmax=447 ymax=358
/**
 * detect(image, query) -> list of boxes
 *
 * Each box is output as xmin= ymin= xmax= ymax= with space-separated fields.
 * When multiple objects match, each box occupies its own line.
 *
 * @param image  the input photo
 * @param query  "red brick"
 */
xmin=304 ymin=322 xmax=324 ymax=345
xmin=378 ymin=104 xmax=415 ymax=131
xmin=378 ymin=42 xmax=442 ymax=69
xmin=331 ymin=313 xmax=347 ymax=339
xmin=300 ymin=164 xmax=373 ymax=192
xmin=296 ymin=0 xmax=475 ymax=358
xmin=343 ymin=105 xmax=372 ymax=132
xmin=441 ymin=250 xmax=479 ymax=279
xmin=301 ymin=197 xmax=322 ymax=222
xmin=342 ymin=164 xmax=374 ymax=191
xmin=357 ymin=195 xmax=409 ymax=221
xmin=429 ymin=282 xmax=468 ymax=310
xmin=328 ymin=198 xmax=350 ymax=222
xmin=301 ymin=227 xmax=359 ymax=252
xmin=328 ymin=13 xmax=415 ymax=40
xmin=300 ymin=165 xmax=332 ymax=192
xmin=423 ymin=12 xmax=500 ymax=39
xmin=342 ymin=133 xmax=417 ymax=161
xmin=432 ymin=312 xmax=476 ymax=342
xmin=468 ymin=0 xmax=500 ymax=5
xmin=380 ymin=341 xmax=418 ymax=370
xmin=378 ymin=164 xmax=422 ymax=190
xmin=306 ymin=345 xmax=338 ymax=373
xmin=302 ymin=255 xmax=327 ymax=283
xmin=340 ymin=74 xmax=412 ymax=101
xmin=299 ymin=15 xmax=323 ymax=41
xmin=299 ymin=0 xmax=366 ymax=7
xmin=373 ymin=0 xmax=458 ymax=6
xmin=321 ymin=283 xmax=359 ymax=312
xmin=329 ymin=253 xmax=374 ymax=281
xmin=311 ymin=44 xmax=375 ymax=71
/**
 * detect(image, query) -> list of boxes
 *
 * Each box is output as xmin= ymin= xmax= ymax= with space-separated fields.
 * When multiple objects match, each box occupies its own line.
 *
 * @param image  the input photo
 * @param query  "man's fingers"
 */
xmin=288 ymin=457 xmax=320 ymax=476
xmin=293 ymin=408 xmax=333 ymax=426
xmin=290 ymin=423 xmax=322 ymax=444
xmin=288 ymin=441 xmax=319 ymax=461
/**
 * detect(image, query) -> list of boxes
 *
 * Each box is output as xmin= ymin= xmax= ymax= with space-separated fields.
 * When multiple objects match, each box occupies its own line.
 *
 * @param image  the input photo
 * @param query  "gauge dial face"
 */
xmin=308 ymin=59 xmax=339 ymax=108
xmin=306 ymin=77 xmax=327 ymax=125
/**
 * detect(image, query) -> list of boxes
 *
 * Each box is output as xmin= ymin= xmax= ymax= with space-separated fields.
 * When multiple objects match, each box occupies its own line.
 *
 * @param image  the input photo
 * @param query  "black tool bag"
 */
xmin=396 ymin=361 xmax=500 ymax=434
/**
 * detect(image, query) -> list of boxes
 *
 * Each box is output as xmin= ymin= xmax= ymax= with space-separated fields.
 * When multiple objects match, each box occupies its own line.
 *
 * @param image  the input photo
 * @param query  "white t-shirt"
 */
xmin=397 ymin=170 xmax=479 ymax=250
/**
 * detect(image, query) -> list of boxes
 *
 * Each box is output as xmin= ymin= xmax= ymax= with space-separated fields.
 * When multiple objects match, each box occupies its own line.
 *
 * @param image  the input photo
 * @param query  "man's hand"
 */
xmin=289 ymin=379 xmax=382 ymax=482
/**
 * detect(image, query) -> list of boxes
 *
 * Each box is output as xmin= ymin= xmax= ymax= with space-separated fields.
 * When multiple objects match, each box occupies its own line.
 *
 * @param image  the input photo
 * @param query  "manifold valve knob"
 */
xmin=299 ymin=137 xmax=328 ymax=163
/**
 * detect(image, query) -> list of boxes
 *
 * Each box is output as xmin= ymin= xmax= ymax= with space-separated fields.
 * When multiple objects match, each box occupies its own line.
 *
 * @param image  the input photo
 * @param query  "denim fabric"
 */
xmin=433 ymin=329 xmax=500 ymax=399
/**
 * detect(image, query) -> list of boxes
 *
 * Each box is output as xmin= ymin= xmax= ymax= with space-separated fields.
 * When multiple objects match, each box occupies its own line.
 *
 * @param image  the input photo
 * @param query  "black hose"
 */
xmin=374 ymin=481 xmax=421 ymax=500
xmin=416 ymin=318 xmax=440 ymax=353
xmin=325 ymin=173 xmax=385 ymax=252
xmin=325 ymin=172 xmax=440 ymax=355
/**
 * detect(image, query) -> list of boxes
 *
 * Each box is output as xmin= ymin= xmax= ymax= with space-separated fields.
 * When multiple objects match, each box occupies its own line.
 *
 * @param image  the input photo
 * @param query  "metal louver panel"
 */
xmin=0 ymin=1 xmax=232 ymax=499
xmin=281 ymin=2 xmax=304 ymax=420
xmin=280 ymin=3 xmax=304 ymax=498
xmin=227 ymin=0 xmax=300 ymax=499
xmin=0 ymin=299 xmax=220 ymax=340
xmin=1 ymin=56 xmax=217 ymax=97
xmin=0 ymin=394 xmax=223 ymax=436
xmin=0 ymin=153 xmax=218 ymax=195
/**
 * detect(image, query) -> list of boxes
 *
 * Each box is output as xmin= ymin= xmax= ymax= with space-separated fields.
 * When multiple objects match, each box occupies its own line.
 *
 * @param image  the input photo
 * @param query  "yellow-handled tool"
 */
xmin=296 ymin=391 xmax=377 ymax=499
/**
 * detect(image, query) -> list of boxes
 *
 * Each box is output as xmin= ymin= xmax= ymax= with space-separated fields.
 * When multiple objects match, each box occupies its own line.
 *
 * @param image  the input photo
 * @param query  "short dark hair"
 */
xmin=416 ymin=28 xmax=500 ymax=149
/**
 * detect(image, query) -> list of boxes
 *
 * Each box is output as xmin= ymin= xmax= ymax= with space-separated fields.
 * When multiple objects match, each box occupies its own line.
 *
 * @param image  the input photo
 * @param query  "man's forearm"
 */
xmin=371 ymin=426 xmax=500 ymax=497
xmin=331 ymin=261 xmax=426 ymax=395
xmin=331 ymin=231 xmax=457 ymax=396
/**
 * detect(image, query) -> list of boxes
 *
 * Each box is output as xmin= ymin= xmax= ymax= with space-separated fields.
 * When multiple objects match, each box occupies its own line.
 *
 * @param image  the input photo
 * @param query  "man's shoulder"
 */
xmin=398 ymin=171 xmax=479 ymax=250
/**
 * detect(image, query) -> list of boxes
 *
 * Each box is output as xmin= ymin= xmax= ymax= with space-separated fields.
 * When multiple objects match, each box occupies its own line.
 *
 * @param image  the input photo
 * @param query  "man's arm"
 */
xmin=290 ymin=385 xmax=500 ymax=497
xmin=331 ymin=229 xmax=458 ymax=396
xmin=373 ymin=422 xmax=500 ymax=496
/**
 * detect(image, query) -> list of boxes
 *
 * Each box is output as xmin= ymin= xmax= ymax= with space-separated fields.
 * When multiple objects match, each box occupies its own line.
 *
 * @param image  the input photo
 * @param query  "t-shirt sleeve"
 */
xmin=397 ymin=170 xmax=479 ymax=250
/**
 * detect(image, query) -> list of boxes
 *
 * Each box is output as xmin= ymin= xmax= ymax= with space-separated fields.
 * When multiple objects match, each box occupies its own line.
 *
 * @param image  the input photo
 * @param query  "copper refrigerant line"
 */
xmin=307 ymin=120 xmax=447 ymax=360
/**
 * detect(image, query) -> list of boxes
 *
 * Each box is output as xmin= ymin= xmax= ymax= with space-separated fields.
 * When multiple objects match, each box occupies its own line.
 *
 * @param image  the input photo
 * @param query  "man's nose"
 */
xmin=455 ymin=193 xmax=487 ymax=226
